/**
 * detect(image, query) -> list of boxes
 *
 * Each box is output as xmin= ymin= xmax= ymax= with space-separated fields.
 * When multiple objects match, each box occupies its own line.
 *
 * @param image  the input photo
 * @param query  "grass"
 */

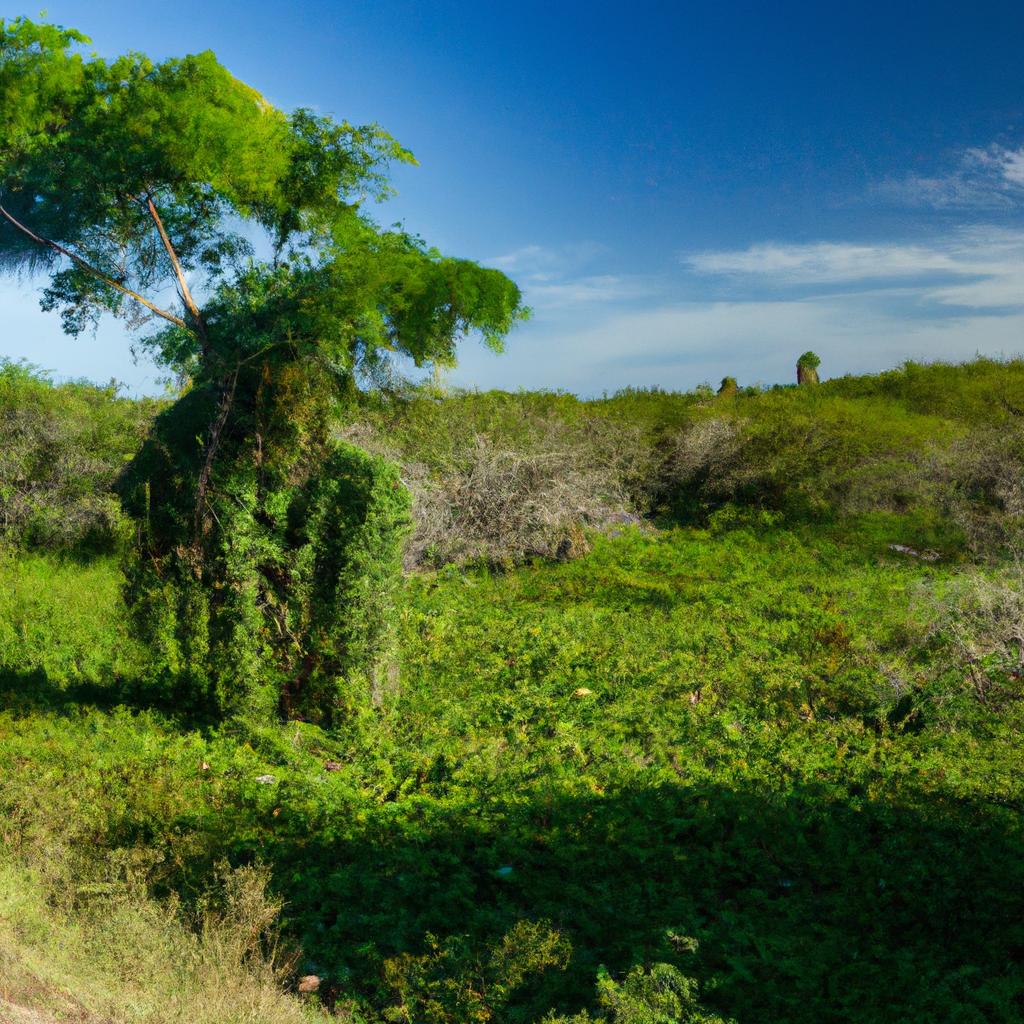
xmin=1 ymin=516 xmax=1022 ymax=1022
xmin=0 ymin=858 xmax=327 ymax=1024
xmin=4 ymin=352 xmax=1024 ymax=1022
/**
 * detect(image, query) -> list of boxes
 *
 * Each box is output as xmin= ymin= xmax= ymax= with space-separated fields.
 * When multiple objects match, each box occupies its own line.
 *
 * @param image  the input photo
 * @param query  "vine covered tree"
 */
xmin=796 ymin=351 xmax=821 ymax=386
xmin=0 ymin=17 xmax=527 ymax=722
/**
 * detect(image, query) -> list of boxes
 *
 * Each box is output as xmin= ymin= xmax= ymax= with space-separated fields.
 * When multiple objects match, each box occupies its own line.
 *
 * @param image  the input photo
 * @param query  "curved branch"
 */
xmin=0 ymin=203 xmax=188 ymax=330
xmin=146 ymin=196 xmax=208 ymax=355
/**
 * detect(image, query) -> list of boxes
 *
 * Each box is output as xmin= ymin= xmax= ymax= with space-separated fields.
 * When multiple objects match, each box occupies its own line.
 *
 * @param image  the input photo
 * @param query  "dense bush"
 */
xmin=342 ymin=390 xmax=651 ymax=567
xmin=7 ymin=356 xmax=1024 ymax=572
xmin=0 ymin=359 xmax=158 ymax=552
xmin=120 ymin=370 xmax=412 ymax=725
xmin=652 ymin=392 xmax=957 ymax=523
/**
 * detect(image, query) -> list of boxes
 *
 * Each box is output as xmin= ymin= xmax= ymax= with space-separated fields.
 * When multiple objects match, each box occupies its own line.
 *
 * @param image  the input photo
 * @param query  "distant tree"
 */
xmin=717 ymin=376 xmax=738 ymax=397
xmin=797 ymin=351 xmax=821 ymax=386
xmin=0 ymin=17 xmax=527 ymax=722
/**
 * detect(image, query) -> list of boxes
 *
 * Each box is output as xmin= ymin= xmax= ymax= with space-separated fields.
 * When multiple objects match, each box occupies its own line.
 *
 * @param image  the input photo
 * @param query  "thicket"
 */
xmin=0 ymin=358 xmax=158 ymax=551
xmin=6 ymin=357 xmax=1024 ymax=574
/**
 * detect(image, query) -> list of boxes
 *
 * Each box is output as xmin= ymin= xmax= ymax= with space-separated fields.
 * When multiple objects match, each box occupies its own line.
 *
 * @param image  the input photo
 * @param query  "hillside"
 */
xmin=1 ymin=358 xmax=1023 ymax=1023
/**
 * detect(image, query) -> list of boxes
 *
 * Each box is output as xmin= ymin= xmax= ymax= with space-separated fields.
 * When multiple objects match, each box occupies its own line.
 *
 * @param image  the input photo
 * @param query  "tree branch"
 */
xmin=192 ymin=366 xmax=240 ymax=549
xmin=146 ymin=196 xmax=208 ymax=355
xmin=0 ymin=203 xmax=188 ymax=330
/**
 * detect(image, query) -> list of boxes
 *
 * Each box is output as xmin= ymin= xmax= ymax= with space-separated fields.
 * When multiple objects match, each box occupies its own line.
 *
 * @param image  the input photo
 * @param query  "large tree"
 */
xmin=0 ymin=17 xmax=526 ymax=721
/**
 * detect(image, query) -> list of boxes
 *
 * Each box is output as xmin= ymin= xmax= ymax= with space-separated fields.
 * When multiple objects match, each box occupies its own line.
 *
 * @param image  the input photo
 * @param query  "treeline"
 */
xmin=4 ymin=355 xmax=1024 ymax=565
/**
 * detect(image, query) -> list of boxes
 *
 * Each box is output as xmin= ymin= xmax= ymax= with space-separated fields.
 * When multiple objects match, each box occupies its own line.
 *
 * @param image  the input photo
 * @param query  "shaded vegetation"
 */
xmin=2 ymin=359 xmax=1024 ymax=1021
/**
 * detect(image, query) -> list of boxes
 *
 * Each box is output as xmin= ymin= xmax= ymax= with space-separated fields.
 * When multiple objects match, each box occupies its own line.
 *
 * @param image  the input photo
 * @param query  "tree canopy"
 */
xmin=0 ymin=15 xmax=526 ymax=383
xmin=0 ymin=16 xmax=528 ymax=724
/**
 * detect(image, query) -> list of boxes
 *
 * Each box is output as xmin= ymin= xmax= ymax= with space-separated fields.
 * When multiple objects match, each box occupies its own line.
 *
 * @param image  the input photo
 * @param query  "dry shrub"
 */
xmin=658 ymin=417 xmax=742 ymax=497
xmin=340 ymin=414 xmax=648 ymax=568
xmin=914 ymin=565 xmax=1024 ymax=710
xmin=939 ymin=426 xmax=1024 ymax=556
xmin=0 ymin=858 xmax=322 ymax=1024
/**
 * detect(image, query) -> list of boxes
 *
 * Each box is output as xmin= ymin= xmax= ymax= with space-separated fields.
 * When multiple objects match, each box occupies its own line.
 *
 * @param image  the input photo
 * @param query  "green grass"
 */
xmin=2 ymin=519 xmax=1022 ymax=1022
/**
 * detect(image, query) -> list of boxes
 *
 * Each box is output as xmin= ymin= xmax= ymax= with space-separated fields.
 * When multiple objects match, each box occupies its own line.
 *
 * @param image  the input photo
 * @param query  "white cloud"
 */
xmin=526 ymin=274 xmax=656 ymax=309
xmin=686 ymin=228 xmax=1024 ymax=309
xmin=490 ymin=241 xmax=608 ymax=275
xmin=877 ymin=144 xmax=1024 ymax=209
xmin=450 ymin=293 xmax=1024 ymax=397
xmin=491 ymin=242 xmax=654 ymax=311
xmin=448 ymin=226 xmax=1024 ymax=396
xmin=687 ymin=241 xmax=959 ymax=283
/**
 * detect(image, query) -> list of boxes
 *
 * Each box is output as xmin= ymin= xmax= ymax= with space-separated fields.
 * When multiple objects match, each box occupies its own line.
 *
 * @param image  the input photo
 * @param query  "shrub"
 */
xmin=938 ymin=425 xmax=1024 ymax=557
xmin=0 ymin=359 xmax=157 ymax=552
xmin=548 ymin=961 xmax=732 ymax=1024
xmin=341 ymin=394 xmax=651 ymax=567
xmin=120 ymin=373 xmax=412 ymax=724
xmin=910 ymin=564 xmax=1024 ymax=714
xmin=654 ymin=392 xmax=954 ymax=523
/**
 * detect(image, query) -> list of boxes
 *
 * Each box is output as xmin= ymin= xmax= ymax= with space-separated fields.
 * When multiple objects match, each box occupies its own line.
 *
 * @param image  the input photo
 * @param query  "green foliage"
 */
xmin=549 ymin=961 xmax=732 ymax=1024
xmin=120 ymin=375 xmax=411 ymax=723
xmin=822 ymin=356 xmax=1024 ymax=423
xmin=0 ymin=548 xmax=144 ymax=686
xmin=0 ymin=358 xmax=157 ymax=551
xmin=1 ymin=15 xmax=526 ymax=727
xmin=3 ymin=508 xmax=1024 ymax=1022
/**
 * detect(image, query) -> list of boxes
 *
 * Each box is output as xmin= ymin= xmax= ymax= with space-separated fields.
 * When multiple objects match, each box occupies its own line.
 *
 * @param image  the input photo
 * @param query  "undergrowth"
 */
xmin=2 ymin=357 xmax=1024 ymax=1021
xmin=1 ymin=520 xmax=1022 ymax=1022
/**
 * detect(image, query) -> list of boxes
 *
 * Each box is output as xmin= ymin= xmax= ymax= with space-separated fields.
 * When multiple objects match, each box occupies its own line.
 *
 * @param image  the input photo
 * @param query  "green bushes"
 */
xmin=6 ymin=355 xmax=1024 ymax=573
xmin=338 ymin=359 xmax=1024 ymax=561
xmin=3 ymin=520 xmax=1024 ymax=1022
xmin=654 ymin=391 xmax=958 ymax=523
xmin=7 ymin=353 xmax=1024 ymax=1020
xmin=0 ymin=359 xmax=158 ymax=552
xmin=120 ymin=373 xmax=412 ymax=723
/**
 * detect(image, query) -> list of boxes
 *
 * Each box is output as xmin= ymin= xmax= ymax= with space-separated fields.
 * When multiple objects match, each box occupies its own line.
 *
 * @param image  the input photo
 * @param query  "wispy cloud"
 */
xmin=490 ymin=242 xmax=608 ymax=276
xmin=687 ymin=241 xmax=960 ymax=283
xmin=876 ymin=144 xmax=1024 ymax=209
xmin=451 ymin=293 xmax=1024 ymax=396
xmin=686 ymin=227 xmax=1024 ymax=310
xmin=491 ymin=242 xmax=656 ymax=310
xmin=449 ymin=226 xmax=1024 ymax=395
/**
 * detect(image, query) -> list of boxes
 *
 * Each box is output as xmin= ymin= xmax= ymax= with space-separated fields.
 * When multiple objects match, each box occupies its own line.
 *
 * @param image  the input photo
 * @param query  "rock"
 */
xmin=573 ymin=687 xmax=594 ymax=698
xmin=555 ymin=524 xmax=591 ymax=562
xmin=323 ymin=760 xmax=342 ymax=772
xmin=888 ymin=543 xmax=940 ymax=562
xmin=255 ymin=774 xmax=276 ymax=785
xmin=298 ymin=975 xmax=321 ymax=994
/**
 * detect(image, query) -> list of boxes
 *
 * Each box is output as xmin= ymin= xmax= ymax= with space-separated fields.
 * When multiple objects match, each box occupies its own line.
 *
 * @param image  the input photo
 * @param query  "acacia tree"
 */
xmin=0 ymin=17 xmax=526 ymax=721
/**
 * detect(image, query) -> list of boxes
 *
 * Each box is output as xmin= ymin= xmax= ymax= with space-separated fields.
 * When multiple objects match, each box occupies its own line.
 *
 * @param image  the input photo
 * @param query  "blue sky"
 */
xmin=5 ymin=0 xmax=1024 ymax=394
